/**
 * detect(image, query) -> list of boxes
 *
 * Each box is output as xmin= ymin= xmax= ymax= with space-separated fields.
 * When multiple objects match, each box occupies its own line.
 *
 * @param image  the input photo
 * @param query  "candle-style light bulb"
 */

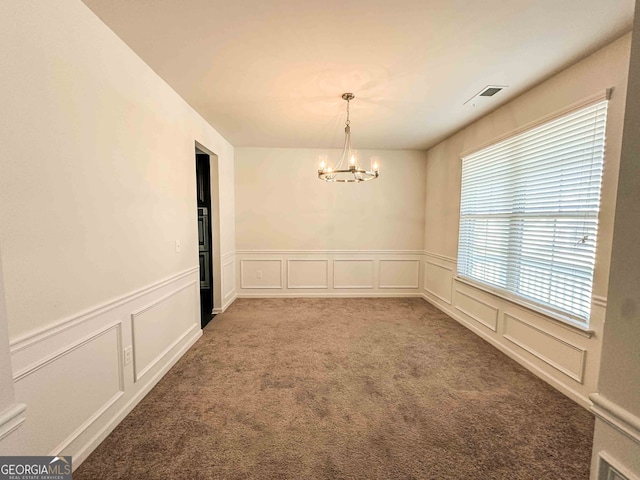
xmin=318 ymin=154 xmax=328 ymax=172
xmin=350 ymin=155 xmax=355 ymax=165
xmin=371 ymin=156 xmax=380 ymax=172
xmin=327 ymin=166 xmax=332 ymax=173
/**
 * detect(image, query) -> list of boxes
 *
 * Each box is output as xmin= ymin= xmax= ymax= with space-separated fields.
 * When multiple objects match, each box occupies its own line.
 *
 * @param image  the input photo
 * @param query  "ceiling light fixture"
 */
xmin=317 ymin=93 xmax=380 ymax=183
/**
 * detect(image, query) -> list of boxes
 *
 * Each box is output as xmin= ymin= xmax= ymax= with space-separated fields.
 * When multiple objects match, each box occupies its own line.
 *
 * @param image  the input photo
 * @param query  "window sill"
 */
xmin=454 ymin=276 xmax=596 ymax=338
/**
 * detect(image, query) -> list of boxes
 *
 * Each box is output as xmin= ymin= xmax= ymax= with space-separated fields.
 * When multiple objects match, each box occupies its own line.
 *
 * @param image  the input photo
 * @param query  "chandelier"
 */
xmin=317 ymin=93 xmax=380 ymax=183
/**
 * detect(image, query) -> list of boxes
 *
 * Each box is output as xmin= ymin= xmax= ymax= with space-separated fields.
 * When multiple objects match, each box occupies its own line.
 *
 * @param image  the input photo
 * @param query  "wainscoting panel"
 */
xmin=287 ymin=259 xmax=329 ymax=289
xmin=333 ymin=259 xmax=374 ymax=289
xmin=131 ymin=281 xmax=198 ymax=382
xmin=8 ymin=267 xmax=202 ymax=468
xmin=240 ymin=259 xmax=283 ymax=289
xmin=12 ymin=323 xmax=123 ymax=456
xmin=503 ymin=313 xmax=586 ymax=383
xmin=222 ymin=257 xmax=235 ymax=301
xmin=236 ymin=251 xmax=424 ymax=296
xmin=379 ymin=260 xmax=420 ymax=289
xmin=420 ymin=252 xmax=604 ymax=409
xmin=454 ymin=287 xmax=499 ymax=332
xmin=424 ymin=260 xmax=453 ymax=304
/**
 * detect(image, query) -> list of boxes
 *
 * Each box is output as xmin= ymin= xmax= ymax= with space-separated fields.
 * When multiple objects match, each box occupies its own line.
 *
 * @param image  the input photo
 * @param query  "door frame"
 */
xmin=194 ymin=141 xmax=222 ymax=315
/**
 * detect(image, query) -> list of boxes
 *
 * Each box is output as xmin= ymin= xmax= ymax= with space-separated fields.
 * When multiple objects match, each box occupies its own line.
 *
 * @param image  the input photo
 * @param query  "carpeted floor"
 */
xmin=74 ymin=298 xmax=594 ymax=479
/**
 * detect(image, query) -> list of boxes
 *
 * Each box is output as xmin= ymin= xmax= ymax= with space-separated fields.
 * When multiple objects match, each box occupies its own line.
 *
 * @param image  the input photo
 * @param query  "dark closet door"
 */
xmin=196 ymin=154 xmax=214 ymax=328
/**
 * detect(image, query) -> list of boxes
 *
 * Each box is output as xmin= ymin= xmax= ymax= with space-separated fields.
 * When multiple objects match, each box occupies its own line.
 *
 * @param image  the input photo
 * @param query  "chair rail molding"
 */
xmin=590 ymin=393 xmax=640 ymax=445
xmin=0 ymin=403 xmax=27 ymax=442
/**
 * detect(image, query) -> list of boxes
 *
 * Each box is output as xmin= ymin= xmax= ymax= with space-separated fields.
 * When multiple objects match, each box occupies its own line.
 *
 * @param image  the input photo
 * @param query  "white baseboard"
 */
xmin=236 ymin=292 xmax=425 ymax=299
xmin=213 ymin=292 xmax=237 ymax=314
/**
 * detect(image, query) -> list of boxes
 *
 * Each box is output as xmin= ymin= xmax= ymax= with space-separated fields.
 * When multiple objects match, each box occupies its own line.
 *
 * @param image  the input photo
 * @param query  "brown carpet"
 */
xmin=75 ymin=298 xmax=594 ymax=479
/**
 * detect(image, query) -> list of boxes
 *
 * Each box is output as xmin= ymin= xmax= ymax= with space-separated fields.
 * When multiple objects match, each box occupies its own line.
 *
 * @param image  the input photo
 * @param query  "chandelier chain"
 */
xmin=345 ymin=98 xmax=350 ymax=126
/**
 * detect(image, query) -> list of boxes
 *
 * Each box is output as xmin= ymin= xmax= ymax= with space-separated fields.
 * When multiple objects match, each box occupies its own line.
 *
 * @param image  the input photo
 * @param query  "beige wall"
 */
xmin=590 ymin=3 xmax=640 ymax=477
xmin=235 ymin=148 xmax=427 ymax=251
xmin=0 ymin=0 xmax=235 ymax=339
xmin=423 ymin=33 xmax=631 ymax=300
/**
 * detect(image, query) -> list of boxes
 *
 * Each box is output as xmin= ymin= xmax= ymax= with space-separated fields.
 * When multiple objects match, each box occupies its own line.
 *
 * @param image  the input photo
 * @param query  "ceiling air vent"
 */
xmin=464 ymin=85 xmax=507 ymax=107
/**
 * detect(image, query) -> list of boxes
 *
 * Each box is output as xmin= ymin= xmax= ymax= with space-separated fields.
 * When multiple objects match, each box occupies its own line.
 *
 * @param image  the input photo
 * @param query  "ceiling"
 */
xmin=82 ymin=0 xmax=634 ymax=150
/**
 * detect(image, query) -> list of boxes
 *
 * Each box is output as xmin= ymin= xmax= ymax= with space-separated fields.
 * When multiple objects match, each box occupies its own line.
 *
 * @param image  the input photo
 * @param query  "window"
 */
xmin=457 ymin=99 xmax=608 ymax=326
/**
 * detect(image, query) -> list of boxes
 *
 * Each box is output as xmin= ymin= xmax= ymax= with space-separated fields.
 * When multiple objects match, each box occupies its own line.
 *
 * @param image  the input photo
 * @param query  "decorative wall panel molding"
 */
xmin=287 ymin=259 xmax=329 ymax=289
xmin=13 ymin=323 xmax=124 ymax=456
xmin=502 ymin=313 xmax=586 ymax=383
xmin=131 ymin=281 xmax=198 ymax=382
xmin=0 ymin=403 xmax=27 ymax=442
xmin=422 ymin=251 xmax=457 ymax=263
xmin=379 ymin=259 xmax=420 ymax=289
xmin=8 ymin=268 xmax=202 ymax=468
xmin=424 ymin=260 xmax=453 ymax=304
xmin=333 ymin=259 xmax=375 ymax=289
xmin=237 ymin=251 xmax=423 ymax=295
xmin=240 ymin=259 xmax=283 ymax=289
xmin=454 ymin=288 xmax=499 ymax=332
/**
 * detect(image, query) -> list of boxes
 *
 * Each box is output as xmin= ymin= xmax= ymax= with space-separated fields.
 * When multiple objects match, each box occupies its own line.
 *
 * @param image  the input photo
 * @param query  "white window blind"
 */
xmin=458 ymin=99 xmax=608 ymax=325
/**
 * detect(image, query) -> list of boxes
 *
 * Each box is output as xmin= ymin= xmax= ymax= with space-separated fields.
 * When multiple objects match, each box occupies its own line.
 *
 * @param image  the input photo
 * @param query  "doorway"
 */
xmin=196 ymin=149 xmax=214 ymax=328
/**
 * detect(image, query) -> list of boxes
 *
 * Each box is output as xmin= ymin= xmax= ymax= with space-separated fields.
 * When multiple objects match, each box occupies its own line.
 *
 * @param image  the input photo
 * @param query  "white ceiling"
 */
xmin=82 ymin=0 xmax=634 ymax=150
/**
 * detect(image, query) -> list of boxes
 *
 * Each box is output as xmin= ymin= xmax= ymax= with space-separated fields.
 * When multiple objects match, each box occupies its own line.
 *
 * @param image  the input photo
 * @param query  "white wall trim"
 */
xmin=220 ymin=251 xmax=235 ymax=262
xmin=52 ymin=391 xmax=124 ymax=457
xmin=421 ymin=293 xmax=591 ymax=408
xmin=13 ymin=321 xmax=124 ymax=384
xmin=455 ymin=276 xmax=595 ymax=336
xmin=237 ymin=292 xmax=425 ymax=299
xmin=286 ymin=259 xmax=329 ymax=289
xmin=423 ymin=251 xmax=457 ymax=264
xmin=424 ymin=260 xmax=454 ymax=304
xmin=0 ymin=403 xmax=26 ymax=441
xmin=502 ymin=313 xmax=586 ymax=384
xmin=590 ymin=393 xmax=640 ymax=445
xmin=332 ymin=258 xmax=375 ymax=289
xmin=214 ymin=293 xmax=237 ymax=314
xmin=10 ymin=266 xmax=199 ymax=353
xmin=454 ymin=289 xmax=499 ymax=332
xmin=71 ymin=328 xmax=202 ymax=468
xmin=133 ymin=321 xmax=199 ymax=384
xmin=378 ymin=259 xmax=420 ymax=289
xmin=237 ymin=249 xmax=425 ymax=256
xmin=239 ymin=259 xmax=283 ymax=289
xmin=593 ymin=295 xmax=608 ymax=308
xmin=221 ymin=254 xmax=236 ymax=310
